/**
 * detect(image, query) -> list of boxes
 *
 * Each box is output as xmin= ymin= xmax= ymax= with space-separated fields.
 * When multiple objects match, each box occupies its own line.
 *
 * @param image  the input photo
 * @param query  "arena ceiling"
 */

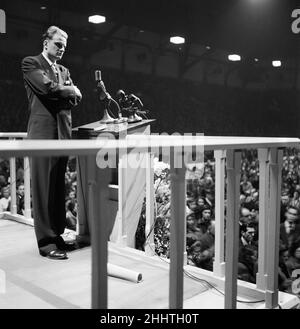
xmin=3 ymin=0 xmax=300 ymax=60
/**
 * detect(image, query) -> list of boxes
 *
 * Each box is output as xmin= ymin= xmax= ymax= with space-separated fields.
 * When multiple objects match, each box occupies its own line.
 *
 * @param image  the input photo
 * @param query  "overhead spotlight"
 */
xmin=272 ymin=60 xmax=281 ymax=67
xmin=254 ymin=58 xmax=259 ymax=62
xmin=206 ymin=45 xmax=211 ymax=50
xmin=228 ymin=54 xmax=241 ymax=62
xmin=40 ymin=6 xmax=47 ymax=10
xmin=88 ymin=15 xmax=106 ymax=24
xmin=170 ymin=36 xmax=185 ymax=44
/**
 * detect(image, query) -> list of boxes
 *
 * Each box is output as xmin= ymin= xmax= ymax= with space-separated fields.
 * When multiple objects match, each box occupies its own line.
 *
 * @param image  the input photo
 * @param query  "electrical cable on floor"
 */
xmin=145 ymin=228 xmax=266 ymax=305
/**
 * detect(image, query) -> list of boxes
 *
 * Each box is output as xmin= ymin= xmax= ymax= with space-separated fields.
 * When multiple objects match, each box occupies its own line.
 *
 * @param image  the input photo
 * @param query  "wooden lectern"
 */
xmin=72 ymin=119 xmax=155 ymax=247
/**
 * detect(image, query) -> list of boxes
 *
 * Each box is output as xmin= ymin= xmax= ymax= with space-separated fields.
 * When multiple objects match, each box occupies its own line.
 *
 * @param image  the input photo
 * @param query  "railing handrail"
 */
xmin=0 ymin=132 xmax=27 ymax=138
xmin=0 ymin=136 xmax=298 ymax=157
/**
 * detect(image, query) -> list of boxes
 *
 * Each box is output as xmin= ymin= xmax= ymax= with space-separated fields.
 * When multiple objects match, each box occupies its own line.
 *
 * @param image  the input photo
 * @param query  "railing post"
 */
xmin=224 ymin=149 xmax=241 ymax=309
xmin=9 ymin=138 xmax=17 ymax=215
xmin=117 ymin=130 xmax=128 ymax=247
xmin=23 ymin=156 xmax=31 ymax=219
xmin=75 ymin=155 xmax=90 ymax=243
xmin=213 ymin=149 xmax=226 ymax=277
xmin=256 ymin=148 xmax=269 ymax=290
xmin=118 ymin=154 xmax=128 ymax=246
xmin=145 ymin=152 xmax=155 ymax=256
xmin=169 ymin=150 xmax=186 ymax=309
xmin=265 ymin=147 xmax=282 ymax=308
xmin=90 ymin=165 xmax=112 ymax=309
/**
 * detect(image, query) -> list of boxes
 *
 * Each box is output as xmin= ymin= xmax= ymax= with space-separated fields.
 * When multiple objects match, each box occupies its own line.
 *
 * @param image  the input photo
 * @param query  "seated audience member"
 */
xmin=240 ymin=174 xmax=253 ymax=195
xmin=0 ymin=175 xmax=7 ymax=190
xmin=238 ymin=223 xmax=258 ymax=283
xmin=186 ymin=213 xmax=202 ymax=249
xmin=240 ymin=222 xmax=258 ymax=247
xmin=16 ymin=167 xmax=24 ymax=185
xmin=243 ymin=189 xmax=259 ymax=212
xmin=196 ymin=197 xmax=206 ymax=215
xmin=16 ymin=183 xmax=25 ymax=215
xmin=280 ymin=206 xmax=300 ymax=250
xmin=65 ymin=199 xmax=77 ymax=231
xmin=197 ymin=205 xmax=213 ymax=235
xmin=286 ymin=239 xmax=300 ymax=277
xmin=0 ymin=185 xmax=10 ymax=218
xmin=290 ymin=191 xmax=300 ymax=210
xmin=186 ymin=193 xmax=202 ymax=219
xmin=190 ymin=221 xmax=215 ymax=271
xmin=280 ymin=192 xmax=290 ymax=223
xmin=278 ymin=247 xmax=292 ymax=292
xmin=239 ymin=207 xmax=253 ymax=226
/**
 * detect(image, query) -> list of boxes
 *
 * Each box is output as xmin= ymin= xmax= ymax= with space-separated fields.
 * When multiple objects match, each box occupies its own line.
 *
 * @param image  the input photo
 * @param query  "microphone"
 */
xmin=128 ymin=94 xmax=143 ymax=108
xmin=95 ymin=69 xmax=110 ymax=101
xmin=95 ymin=70 xmax=101 ymax=82
xmin=116 ymin=90 xmax=143 ymax=109
xmin=116 ymin=89 xmax=127 ymax=106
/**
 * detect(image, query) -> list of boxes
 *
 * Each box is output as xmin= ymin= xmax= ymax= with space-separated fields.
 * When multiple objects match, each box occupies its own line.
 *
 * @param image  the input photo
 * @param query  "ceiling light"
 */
xmin=88 ymin=15 xmax=106 ymax=24
xmin=170 ymin=36 xmax=185 ymax=44
xmin=40 ymin=6 xmax=47 ymax=10
xmin=228 ymin=54 xmax=241 ymax=62
xmin=272 ymin=60 xmax=281 ymax=67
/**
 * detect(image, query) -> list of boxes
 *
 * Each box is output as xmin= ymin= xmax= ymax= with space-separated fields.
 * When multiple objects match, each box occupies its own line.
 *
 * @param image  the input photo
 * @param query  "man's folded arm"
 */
xmin=21 ymin=57 xmax=77 ymax=100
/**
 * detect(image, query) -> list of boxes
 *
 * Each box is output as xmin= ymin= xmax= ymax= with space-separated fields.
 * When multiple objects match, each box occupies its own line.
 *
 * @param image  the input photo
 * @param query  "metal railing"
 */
xmin=0 ymin=135 xmax=299 ymax=309
xmin=0 ymin=132 xmax=32 ymax=225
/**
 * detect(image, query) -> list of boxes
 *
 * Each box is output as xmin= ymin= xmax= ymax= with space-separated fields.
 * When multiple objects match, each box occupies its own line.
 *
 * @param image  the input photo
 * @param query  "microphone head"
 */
xmin=95 ymin=70 xmax=102 ymax=82
xmin=128 ymin=94 xmax=143 ymax=108
xmin=116 ymin=89 xmax=126 ymax=99
xmin=116 ymin=90 xmax=126 ymax=104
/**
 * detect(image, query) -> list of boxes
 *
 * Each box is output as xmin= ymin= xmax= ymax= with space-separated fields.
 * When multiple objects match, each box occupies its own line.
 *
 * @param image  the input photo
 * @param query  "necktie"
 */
xmin=52 ymin=63 xmax=59 ymax=81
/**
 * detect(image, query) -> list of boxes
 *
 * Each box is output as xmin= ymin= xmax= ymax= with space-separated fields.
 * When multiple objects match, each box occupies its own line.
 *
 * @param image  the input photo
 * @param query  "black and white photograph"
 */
xmin=0 ymin=0 xmax=300 ymax=316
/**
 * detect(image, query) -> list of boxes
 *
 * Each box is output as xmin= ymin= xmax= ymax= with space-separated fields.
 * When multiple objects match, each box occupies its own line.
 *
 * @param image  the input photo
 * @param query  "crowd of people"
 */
xmin=0 ymin=158 xmax=24 ymax=217
xmin=0 ymin=157 xmax=78 ymax=231
xmin=185 ymin=148 xmax=300 ymax=297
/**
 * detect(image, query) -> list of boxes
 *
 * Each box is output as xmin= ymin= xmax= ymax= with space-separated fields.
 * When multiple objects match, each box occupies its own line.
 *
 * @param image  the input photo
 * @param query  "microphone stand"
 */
xmin=99 ymin=97 xmax=117 ymax=124
xmin=122 ymin=106 xmax=143 ymax=123
xmin=98 ymin=90 xmax=128 ymax=124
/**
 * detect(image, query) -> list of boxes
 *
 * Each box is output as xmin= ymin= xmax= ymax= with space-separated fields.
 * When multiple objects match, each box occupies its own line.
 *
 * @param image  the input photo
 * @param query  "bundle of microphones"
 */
xmin=95 ymin=70 xmax=149 ymax=123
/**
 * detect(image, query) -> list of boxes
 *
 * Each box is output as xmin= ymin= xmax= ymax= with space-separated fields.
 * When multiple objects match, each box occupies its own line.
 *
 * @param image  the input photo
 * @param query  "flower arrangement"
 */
xmin=135 ymin=158 xmax=171 ymax=256
xmin=135 ymin=157 xmax=204 ymax=257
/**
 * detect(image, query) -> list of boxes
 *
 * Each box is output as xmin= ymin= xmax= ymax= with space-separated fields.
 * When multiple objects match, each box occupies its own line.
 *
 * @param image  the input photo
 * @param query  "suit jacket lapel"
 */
xmin=38 ymin=53 xmax=57 ymax=82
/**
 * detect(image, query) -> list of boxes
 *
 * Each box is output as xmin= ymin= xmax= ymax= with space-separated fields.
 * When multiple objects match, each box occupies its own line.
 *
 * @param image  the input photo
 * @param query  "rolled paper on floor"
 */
xmin=107 ymin=263 xmax=142 ymax=283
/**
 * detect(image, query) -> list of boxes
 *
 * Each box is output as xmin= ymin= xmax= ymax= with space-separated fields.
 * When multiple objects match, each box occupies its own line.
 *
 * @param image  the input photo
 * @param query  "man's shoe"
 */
xmin=62 ymin=241 xmax=78 ymax=252
xmin=41 ymin=249 xmax=68 ymax=260
xmin=55 ymin=237 xmax=78 ymax=252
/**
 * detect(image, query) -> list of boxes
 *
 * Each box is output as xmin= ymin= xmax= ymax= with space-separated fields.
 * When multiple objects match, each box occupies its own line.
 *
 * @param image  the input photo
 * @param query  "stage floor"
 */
xmin=0 ymin=219 xmax=298 ymax=309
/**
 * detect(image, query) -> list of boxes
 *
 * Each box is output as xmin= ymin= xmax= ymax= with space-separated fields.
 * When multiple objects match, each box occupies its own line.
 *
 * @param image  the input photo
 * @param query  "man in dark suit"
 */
xmin=21 ymin=26 xmax=82 ymax=259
